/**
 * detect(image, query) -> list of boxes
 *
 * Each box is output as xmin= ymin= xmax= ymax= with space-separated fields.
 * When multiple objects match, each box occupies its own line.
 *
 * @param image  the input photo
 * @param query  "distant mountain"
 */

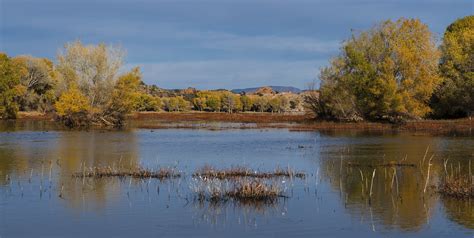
xmin=231 ymin=86 xmax=302 ymax=94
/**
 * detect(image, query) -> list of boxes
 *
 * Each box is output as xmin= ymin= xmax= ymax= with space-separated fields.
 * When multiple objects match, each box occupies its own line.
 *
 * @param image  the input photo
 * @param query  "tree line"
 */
xmin=1 ymin=16 xmax=472 ymax=127
xmin=0 ymin=41 xmax=302 ymax=127
xmin=305 ymin=16 xmax=473 ymax=122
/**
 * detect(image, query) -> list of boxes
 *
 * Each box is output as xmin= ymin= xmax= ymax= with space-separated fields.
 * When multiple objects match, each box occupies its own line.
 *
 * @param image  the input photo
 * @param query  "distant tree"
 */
xmin=192 ymin=97 xmax=206 ymax=111
xmin=276 ymin=95 xmax=289 ymax=113
xmin=253 ymin=96 xmax=270 ymax=112
xmin=309 ymin=18 xmax=441 ymax=122
xmin=206 ymin=94 xmax=221 ymax=112
xmin=0 ymin=53 xmax=24 ymax=119
xmin=221 ymin=92 xmax=241 ymax=113
xmin=268 ymin=97 xmax=281 ymax=113
xmin=135 ymin=94 xmax=161 ymax=111
xmin=163 ymin=96 xmax=189 ymax=112
xmin=240 ymin=95 xmax=253 ymax=112
xmin=289 ymin=96 xmax=301 ymax=110
xmin=431 ymin=16 xmax=474 ymax=118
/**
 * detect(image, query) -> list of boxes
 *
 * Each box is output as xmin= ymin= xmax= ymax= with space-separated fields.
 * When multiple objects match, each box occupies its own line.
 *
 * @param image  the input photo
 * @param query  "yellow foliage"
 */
xmin=317 ymin=18 xmax=441 ymax=121
xmin=109 ymin=67 xmax=142 ymax=113
xmin=55 ymin=85 xmax=90 ymax=116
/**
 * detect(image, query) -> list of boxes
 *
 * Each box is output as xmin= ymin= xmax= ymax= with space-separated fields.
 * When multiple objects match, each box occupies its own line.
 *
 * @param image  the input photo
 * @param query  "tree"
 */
xmin=163 ymin=96 xmax=189 ymax=112
xmin=12 ymin=55 xmax=57 ymax=112
xmin=240 ymin=95 xmax=253 ymax=112
xmin=56 ymin=40 xmax=124 ymax=111
xmin=55 ymin=41 xmax=127 ymax=127
xmin=192 ymin=97 xmax=206 ymax=111
xmin=108 ymin=67 xmax=142 ymax=114
xmin=309 ymin=18 xmax=441 ymax=122
xmin=135 ymin=94 xmax=161 ymax=111
xmin=54 ymin=84 xmax=91 ymax=127
xmin=253 ymin=96 xmax=270 ymax=112
xmin=268 ymin=97 xmax=281 ymax=113
xmin=268 ymin=95 xmax=289 ymax=113
xmin=0 ymin=53 xmax=24 ymax=119
xmin=206 ymin=94 xmax=221 ymax=112
xmin=221 ymin=92 xmax=241 ymax=113
xmin=431 ymin=16 xmax=474 ymax=118
xmin=55 ymin=84 xmax=90 ymax=116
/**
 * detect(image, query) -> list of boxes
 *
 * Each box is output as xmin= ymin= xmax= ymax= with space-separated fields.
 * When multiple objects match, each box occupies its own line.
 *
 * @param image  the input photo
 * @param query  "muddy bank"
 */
xmin=9 ymin=111 xmax=473 ymax=134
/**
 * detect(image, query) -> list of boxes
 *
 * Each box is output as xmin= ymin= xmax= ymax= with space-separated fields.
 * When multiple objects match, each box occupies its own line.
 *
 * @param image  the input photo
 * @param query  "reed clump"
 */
xmin=347 ymin=161 xmax=416 ymax=168
xmin=193 ymin=166 xmax=305 ymax=179
xmin=191 ymin=177 xmax=285 ymax=202
xmin=439 ymin=175 xmax=474 ymax=199
xmin=228 ymin=180 xmax=282 ymax=200
xmin=73 ymin=166 xmax=181 ymax=180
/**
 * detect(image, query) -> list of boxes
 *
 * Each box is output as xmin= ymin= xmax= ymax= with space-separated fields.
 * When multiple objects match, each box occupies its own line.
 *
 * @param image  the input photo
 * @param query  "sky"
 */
xmin=0 ymin=0 xmax=472 ymax=90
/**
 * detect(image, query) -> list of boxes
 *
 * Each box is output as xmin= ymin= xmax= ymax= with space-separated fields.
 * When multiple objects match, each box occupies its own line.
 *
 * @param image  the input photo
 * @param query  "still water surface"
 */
xmin=0 ymin=121 xmax=473 ymax=237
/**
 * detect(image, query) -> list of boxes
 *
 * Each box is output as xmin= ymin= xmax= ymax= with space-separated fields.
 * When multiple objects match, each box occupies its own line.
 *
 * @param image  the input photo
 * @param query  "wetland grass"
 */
xmin=191 ymin=177 xmax=285 ymax=202
xmin=439 ymin=175 xmax=474 ymax=199
xmin=347 ymin=161 xmax=416 ymax=168
xmin=193 ymin=166 xmax=305 ymax=179
xmin=73 ymin=166 xmax=181 ymax=180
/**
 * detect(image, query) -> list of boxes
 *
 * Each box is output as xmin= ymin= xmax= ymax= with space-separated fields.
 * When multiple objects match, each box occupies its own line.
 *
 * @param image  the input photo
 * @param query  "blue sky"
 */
xmin=0 ymin=0 xmax=472 ymax=89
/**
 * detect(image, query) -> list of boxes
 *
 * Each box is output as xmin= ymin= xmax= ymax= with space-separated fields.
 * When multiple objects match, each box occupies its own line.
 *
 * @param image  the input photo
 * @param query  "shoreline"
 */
xmin=13 ymin=111 xmax=473 ymax=133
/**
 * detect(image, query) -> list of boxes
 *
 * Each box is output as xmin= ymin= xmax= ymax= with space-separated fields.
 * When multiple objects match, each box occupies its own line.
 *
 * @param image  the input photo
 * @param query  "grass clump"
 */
xmin=439 ymin=175 xmax=474 ymax=199
xmin=347 ymin=161 xmax=416 ymax=168
xmin=193 ymin=165 xmax=305 ymax=179
xmin=73 ymin=166 xmax=181 ymax=180
xmin=191 ymin=177 xmax=285 ymax=202
xmin=228 ymin=180 xmax=282 ymax=200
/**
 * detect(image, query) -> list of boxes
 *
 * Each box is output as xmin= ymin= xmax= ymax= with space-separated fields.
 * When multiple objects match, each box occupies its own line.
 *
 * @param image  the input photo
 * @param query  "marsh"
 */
xmin=0 ymin=121 xmax=473 ymax=237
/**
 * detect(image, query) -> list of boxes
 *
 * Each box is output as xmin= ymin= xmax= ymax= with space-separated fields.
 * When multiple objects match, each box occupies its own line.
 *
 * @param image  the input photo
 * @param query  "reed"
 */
xmin=73 ymin=166 xmax=181 ymax=180
xmin=193 ymin=166 xmax=305 ymax=179
xmin=347 ymin=161 xmax=416 ymax=168
xmin=191 ymin=177 xmax=285 ymax=201
xmin=439 ymin=175 xmax=474 ymax=199
xmin=228 ymin=180 xmax=282 ymax=200
xmin=369 ymin=169 xmax=376 ymax=198
xmin=423 ymin=154 xmax=434 ymax=194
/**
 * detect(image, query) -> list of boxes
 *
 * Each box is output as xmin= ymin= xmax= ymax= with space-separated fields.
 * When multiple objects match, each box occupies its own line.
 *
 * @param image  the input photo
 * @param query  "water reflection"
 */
xmin=192 ymin=198 xmax=288 ymax=228
xmin=0 ymin=130 xmax=140 ymax=211
xmin=442 ymin=198 xmax=474 ymax=229
xmin=0 ymin=125 xmax=473 ymax=236
xmin=56 ymin=131 xmax=139 ymax=210
xmin=318 ymin=131 xmax=473 ymax=231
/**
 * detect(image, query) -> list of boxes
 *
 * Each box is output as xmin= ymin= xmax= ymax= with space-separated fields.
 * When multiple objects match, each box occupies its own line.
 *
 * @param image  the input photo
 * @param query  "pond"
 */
xmin=0 ymin=121 xmax=473 ymax=237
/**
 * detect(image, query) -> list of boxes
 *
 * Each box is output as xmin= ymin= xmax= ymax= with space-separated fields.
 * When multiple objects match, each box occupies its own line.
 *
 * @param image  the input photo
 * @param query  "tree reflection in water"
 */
xmin=192 ymin=197 xmax=288 ymax=228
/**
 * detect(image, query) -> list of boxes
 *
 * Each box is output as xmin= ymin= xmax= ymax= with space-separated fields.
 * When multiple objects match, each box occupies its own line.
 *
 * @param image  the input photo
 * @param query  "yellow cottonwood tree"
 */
xmin=431 ymin=15 xmax=474 ymax=118
xmin=313 ymin=18 xmax=441 ymax=122
xmin=55 ymin=85 xmax=90 ymax=116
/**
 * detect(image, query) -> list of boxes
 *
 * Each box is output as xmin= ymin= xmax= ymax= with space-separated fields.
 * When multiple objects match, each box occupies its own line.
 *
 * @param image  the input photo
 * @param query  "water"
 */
xmin=0 ymin=121 xmax=473 ymax=237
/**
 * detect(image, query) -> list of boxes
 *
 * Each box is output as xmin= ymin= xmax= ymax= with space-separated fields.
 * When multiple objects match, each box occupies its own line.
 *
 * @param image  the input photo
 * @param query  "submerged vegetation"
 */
xmin=191 ymin=177 xmax=285 ymax=201
xmin=439 ymin=175 xmax=474 ymax=199
xmin=346 ymin=161 xmax=417 ymax=168
xmin=73 ymin=165 xmax=296 ymax=202
xmin=73 ymin=166 xmax=181 ymax=180
xmin=193 ymin=166 xmax=305 ymax=179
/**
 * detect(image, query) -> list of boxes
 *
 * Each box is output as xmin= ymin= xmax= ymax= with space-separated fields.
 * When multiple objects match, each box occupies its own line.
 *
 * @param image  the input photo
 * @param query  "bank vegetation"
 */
xmin=1 ymin=16 xmax=472 ymax=128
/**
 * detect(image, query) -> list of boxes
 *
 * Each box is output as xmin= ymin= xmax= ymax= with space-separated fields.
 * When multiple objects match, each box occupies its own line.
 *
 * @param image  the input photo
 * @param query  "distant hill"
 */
xmin=231 ymin=86 xmax=302 ymax=94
